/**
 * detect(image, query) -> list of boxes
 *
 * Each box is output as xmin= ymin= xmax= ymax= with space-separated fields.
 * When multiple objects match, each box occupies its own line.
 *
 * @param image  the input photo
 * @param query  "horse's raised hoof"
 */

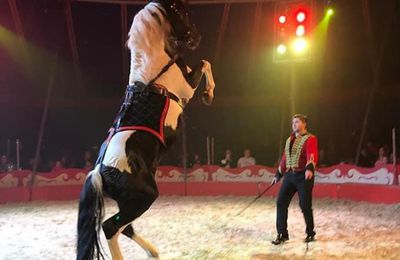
xmin=146 ymin=249 xmax=159 ymax=259
xmin=202 ymin=91 xmax=213 ymax=106
xmin=144 ymin=248 xmax=159 ymax=260
xmin=132 ymin=233 xmax=159 ymax=258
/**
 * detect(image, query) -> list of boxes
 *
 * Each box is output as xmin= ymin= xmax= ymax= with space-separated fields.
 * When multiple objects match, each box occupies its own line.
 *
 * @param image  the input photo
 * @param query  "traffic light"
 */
xmin=325 ymin=0 xmax=335 ymax=17
xmin=273 ymin=0 xmax=313 ymax=63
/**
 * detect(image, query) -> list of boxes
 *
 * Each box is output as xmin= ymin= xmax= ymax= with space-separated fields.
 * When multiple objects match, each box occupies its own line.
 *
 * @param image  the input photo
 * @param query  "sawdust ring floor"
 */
xmin=1 ymin=196 xmax=399 ymax=259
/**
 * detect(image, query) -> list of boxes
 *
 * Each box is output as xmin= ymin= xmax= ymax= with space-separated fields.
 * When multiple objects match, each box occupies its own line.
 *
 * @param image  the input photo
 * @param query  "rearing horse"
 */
xmin=76 ymin=1 xmax=215 ymax=259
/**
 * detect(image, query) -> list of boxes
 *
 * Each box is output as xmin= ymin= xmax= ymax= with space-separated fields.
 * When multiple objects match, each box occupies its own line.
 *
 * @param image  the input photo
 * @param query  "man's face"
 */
xmin=244 ymin=149 xmax=251 ymax=157
xmin=292 ymin=118 xmax=306 ymax=133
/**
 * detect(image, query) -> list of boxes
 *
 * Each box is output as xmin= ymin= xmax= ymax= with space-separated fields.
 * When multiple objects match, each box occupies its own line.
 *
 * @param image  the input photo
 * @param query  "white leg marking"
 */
xmin=103 ymin=130 xmax=136 ymax=174
xmin=202 ymin=60 xmax=215 ymax=95
xmin=132 ymin=233 xmax=159 ymax=258
xmin=107 ymin=226 xmax=126 ymax=260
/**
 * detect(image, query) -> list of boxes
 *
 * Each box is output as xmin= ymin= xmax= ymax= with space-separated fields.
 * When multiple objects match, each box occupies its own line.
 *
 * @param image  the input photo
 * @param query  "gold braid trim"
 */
xmin=285 ymin=134 xmax=311 ymax=170
xmin=284 ymin=137 xmax=291 ymax=169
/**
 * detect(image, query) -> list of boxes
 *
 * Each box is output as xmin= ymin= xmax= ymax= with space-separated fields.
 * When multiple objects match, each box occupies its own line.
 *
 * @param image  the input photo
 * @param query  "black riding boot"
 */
xmin=304 ymin=233 xmax=316 ymax=243
xmin=271 ymin=233 xmax=289 ymax=245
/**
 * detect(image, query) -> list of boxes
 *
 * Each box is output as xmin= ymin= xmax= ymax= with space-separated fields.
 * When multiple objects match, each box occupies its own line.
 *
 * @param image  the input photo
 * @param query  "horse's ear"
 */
xmin=151 ymin=0 xmax=188 ymax=8
xmin=148 ymin=0 xmax=167 ymax=5
xmin=148 ymin=0 xmax=165 ymax=7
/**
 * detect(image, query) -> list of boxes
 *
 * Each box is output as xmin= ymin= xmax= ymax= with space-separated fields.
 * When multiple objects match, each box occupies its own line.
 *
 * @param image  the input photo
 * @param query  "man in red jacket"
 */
xmin=271 ymin=114 xmax=318 ymax=245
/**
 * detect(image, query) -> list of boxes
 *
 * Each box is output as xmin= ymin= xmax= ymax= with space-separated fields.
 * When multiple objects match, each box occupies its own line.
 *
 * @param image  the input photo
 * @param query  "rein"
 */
xmin=125 ymin=82 xmax=188 ymax=108
xmin=123 ymin=53 xmax=187 ymax=108
xmin=148 ymin=53 xmax=179 ymax=86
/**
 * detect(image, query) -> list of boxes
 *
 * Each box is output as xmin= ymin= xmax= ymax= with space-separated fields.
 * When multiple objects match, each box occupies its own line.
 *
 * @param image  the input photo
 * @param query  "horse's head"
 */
xmin=127 ymin=1 xmax=214 ymax=110
xmin=150 ymin=0 xmax=201 ymax=53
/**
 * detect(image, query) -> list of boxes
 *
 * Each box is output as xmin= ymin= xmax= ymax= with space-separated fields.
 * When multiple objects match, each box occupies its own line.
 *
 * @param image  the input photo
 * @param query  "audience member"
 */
xmin=189 ymin=154 xmax=201 ymax=168
xmin=0 ymin=154 xmax=14 ymax=173
xmin=237 ymin=149 xmax=256 ymax=168
xmin=79 ymin=150 xmax=94 ymax=169
xmin=83 ymin=161 xmax=94 ymax=171
xmin=220 ymin=149 xmax=233 ymax=168
xmin=374 ymin=146 xmax=389 ymax=167
xmin=358 ymin=148 xmax=375 ymax=167
xmin=52 ymin=156 xmax=67 ymax=171
xmin=366 ymin=141 xmax=378 ymax=158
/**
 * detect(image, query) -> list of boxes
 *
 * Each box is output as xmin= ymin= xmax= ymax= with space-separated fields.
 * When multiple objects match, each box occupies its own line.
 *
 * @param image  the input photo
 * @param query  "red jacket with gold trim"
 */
xmin=278 ymin=132 xmax=318 ymax=175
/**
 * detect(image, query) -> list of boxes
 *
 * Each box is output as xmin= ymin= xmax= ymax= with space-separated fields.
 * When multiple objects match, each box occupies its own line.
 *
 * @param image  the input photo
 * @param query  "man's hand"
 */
xmin=271 ymin=177 xmax=279 ymax=185
xmin=305 ymin=170 xmax=314 ymax=180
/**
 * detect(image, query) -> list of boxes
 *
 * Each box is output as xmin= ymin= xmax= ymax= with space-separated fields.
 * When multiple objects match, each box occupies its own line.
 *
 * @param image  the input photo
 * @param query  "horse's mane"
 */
xmin=127 ymin=3 xmax=171 ymax=84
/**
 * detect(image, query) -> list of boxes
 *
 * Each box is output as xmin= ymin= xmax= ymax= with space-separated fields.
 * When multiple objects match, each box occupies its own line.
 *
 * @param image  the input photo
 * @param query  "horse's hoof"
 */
xmin=146 ymin=250 xmax=159 ymax=259
xmin=202 ymin=92 xmax=213 ymax=106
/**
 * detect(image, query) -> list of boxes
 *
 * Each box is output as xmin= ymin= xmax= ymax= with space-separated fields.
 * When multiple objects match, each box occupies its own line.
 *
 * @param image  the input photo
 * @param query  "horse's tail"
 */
xmin=77 ymin=165 xmax=105 ymax=260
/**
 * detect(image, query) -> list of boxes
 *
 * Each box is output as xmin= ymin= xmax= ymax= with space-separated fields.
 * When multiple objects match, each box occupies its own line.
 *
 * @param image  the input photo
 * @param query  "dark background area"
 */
xmin=0 ymin=0 xmax=399 ymax=169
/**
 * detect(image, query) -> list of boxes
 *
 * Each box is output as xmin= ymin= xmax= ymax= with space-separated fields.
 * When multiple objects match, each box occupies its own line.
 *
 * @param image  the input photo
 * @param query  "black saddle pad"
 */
xmin=119 ymin=92 xmax=169 ymax=143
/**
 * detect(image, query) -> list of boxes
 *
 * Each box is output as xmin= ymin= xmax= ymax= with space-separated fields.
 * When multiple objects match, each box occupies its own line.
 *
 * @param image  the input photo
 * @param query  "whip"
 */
xmin=235 ymin=181 xmax=278 ymax=216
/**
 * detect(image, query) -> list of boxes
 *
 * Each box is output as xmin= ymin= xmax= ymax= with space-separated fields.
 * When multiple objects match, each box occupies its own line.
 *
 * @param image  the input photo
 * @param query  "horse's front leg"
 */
xmin=186 ymin=60 xmax=215 ymax=105
xmin=200 ymin=60 xmax=215 ymax=105
xmin=121 ymin=224 xmax=159 ymax=258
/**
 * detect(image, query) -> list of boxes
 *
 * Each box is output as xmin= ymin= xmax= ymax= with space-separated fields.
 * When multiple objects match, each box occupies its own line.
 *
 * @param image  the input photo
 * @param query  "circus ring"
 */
xmin=1 ymin=165 xmax=400 ymax=259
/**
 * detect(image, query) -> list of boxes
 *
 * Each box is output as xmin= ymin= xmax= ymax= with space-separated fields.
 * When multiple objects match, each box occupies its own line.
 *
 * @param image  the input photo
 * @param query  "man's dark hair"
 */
xmin=293 ymin=114 xmax=308 ymax=124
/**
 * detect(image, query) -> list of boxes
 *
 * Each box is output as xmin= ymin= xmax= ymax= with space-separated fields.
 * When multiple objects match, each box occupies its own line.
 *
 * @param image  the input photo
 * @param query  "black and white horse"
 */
xmin=76 ymin=1 xmax=215 ymax=259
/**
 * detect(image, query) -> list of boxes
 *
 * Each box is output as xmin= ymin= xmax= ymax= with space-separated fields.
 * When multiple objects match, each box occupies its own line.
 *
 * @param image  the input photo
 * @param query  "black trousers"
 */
xmin=276 ymin=171 xmax=315 ymax=236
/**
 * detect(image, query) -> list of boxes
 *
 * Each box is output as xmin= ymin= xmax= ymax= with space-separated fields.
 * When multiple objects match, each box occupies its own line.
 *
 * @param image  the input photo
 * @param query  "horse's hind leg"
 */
xmin=102 ymin=213 xmax=127 ymax=260
xmin=102 ymin=189 xmax=159 ymax=259
xmin=122 ymin=224 xmax=159 ymax=257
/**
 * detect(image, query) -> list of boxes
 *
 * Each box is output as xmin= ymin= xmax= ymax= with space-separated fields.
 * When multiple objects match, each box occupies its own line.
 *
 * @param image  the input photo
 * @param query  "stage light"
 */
xmin=296 ymin=11 xmax=306 ymax=23
xmin=292 ymin=38 xmax=308 ymax=53
xmin=274 ymin=1 xmax=313 ymax=63
xmin=326 ymin=8 xmax=334 ymax=16
xmin=277 ymin=44 xmax=286 ymax=54
xmin=296 ymin=25 xmax=305 ymax=37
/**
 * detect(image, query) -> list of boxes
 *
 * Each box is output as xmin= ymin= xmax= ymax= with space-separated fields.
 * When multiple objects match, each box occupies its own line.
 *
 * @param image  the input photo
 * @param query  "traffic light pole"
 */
xmin=289 ymin=62 xmax=297 ymax=116
xmin=278 ymin=62 xmax=297 ymax=158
